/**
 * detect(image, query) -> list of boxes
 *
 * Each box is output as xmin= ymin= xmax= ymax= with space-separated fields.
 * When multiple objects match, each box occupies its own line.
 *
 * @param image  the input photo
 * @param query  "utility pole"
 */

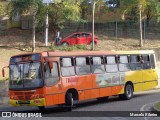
xmin=92 ymin=1 xmax=96 ymax=51
xmin=32 ymin=13 xmax=35 ymax=52
xmin=32 ymin=0 xmax=36 ymax=52
xmin=45 ymin=3 xmax=49 ymax=46
xmin=139 ymin=3 xmax=143 ymax=47
xmin=43 ymin=0 xmax=54 ymax=46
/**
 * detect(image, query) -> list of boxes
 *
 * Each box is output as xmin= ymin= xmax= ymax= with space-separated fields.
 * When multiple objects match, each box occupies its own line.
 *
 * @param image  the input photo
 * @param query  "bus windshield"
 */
xmin=9 ymin=62 xmax=43 ymax=89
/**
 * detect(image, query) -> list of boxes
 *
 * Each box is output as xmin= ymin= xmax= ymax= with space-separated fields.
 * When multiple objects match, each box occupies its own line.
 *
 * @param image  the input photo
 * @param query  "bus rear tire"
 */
xmin=65 ymin=93 xmax=73 ymax=111
xmin=119 ymin=84 xmax=133 ymax=100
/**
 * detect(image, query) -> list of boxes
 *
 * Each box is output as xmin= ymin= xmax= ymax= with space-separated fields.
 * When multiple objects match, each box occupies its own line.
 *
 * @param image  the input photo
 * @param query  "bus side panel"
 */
xmin=58 ymin=93 xmax=65 ymax=104
xmin=84 ymin=89 xmax=99 ymax=100
xmin=119 ymin=71 xmax=143 ymax=94
xmin=142 ymin=69 xmax=155 ymax=90
xmin=72 ymin=76 xmax=93 ymax=90
xmin=99 ymin=87 xmax=112 ymax=97
xmin=126 ymin=71 xmax=143 ymax=92
xmin=45 ymin=95 xmax=54 ymax=106
xmin=111 ymin=86 xmax=124 ymax=95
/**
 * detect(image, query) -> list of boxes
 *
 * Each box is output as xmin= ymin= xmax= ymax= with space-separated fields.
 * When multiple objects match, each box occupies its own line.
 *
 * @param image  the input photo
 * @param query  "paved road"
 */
xmin=0 ymin=89 xmax=160 ymax=120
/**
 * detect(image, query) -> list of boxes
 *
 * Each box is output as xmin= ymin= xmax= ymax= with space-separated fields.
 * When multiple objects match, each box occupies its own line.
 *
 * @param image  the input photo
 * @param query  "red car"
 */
xmin=60 ymin=32 xmax=98 ymax=46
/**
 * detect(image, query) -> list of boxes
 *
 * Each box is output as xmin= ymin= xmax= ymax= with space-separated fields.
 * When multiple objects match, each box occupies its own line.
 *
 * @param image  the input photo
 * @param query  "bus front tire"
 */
xmin=119 ymin=84 xmax=133 ymax=100
xmin=38 ymin=106 xmax=45 ymax=111
xmin=65 ymin=93 xmax=73 ymax=111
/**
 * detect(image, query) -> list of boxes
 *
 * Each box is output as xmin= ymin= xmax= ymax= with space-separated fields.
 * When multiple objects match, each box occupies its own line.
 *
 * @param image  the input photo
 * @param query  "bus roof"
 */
xmin=41 ymin=50 xmax=155 ymax=57
xmin=10 ymin=50 xmax=155 ymax=58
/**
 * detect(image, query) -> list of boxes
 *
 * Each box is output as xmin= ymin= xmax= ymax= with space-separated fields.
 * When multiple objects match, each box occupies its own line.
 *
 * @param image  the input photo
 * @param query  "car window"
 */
xmin=72 ymin=34 xmax=77 ymax=38
xmin=81 ymin=33 xmax=90 ymax=37
xmin=85 ymin=33 xmax=91 ymax=37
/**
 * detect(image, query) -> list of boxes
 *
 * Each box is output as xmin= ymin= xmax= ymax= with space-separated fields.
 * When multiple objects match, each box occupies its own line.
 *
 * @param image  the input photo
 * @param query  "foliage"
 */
xmin=154 ymin=102 xmax=160 ymax=111
xmin=156 ymin=1 xmax=160 ymax=22
xmin=7 ymin=0 xmax=83 ymax=31
xmin=0 ymin=2 xmax=7 ymax=16
xmin=48 ymin=44 xmax=87 ymax=51
xmin=119 ymin=0 xmax=160 ymax=25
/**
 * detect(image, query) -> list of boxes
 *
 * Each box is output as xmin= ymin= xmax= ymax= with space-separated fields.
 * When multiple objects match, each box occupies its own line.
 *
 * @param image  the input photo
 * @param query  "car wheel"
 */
xmin=62 ymin=42 xmax=68 ymax=46
xmin=90 ymin=41 xmax=96 ymax=46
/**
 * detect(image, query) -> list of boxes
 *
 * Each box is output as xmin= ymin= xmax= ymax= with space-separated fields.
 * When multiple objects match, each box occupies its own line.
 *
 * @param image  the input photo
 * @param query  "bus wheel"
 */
xmin=38 ymin=106 xmax=45 ymax=111
xmin=65 ymin=93 xmax=73 ymax=111
xmin=119 ymin=84 xmax=133 ymax=100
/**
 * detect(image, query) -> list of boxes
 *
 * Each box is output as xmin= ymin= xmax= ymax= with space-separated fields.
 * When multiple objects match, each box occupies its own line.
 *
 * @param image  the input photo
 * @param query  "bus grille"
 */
xmin=14 ymin=91 xmax=35 ymax=100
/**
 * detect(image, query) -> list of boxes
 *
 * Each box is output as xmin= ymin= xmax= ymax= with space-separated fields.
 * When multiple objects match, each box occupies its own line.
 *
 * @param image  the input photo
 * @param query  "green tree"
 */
xmin=7 ymin=0 xmax=83 ymax=47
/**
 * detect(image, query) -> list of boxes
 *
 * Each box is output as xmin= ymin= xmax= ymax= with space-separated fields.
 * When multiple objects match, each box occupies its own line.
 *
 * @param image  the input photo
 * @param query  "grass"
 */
xmin=154 ymin=102 xmax=160 ymax=111
xmin=48 ymin=44 xmax=88 ymax=51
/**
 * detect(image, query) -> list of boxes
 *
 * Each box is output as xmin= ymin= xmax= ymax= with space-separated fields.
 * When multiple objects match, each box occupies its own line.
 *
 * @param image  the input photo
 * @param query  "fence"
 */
xmin=61 ymin=21 xmax=160 ymax=41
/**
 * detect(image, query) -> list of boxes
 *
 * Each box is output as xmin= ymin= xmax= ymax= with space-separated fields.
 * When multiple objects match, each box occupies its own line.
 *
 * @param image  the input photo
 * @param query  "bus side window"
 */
xmin=91 ymin=56 xmax=105 ymax=74
xmin=118 ymin=55 xmax=130 ymax=72
xmin=75 ymin=57 xmax=91 ymax=75
xmin=105 ymin=56 xmax=118 ymax=73
xmin=44 ymin=62 xmax=59 ymax=87
xmin=142 ymin=54 xmax=151 ymax=69
xmin=61 ymin=58 xmax=75 ymax=77
xmin=150 ymin=54 xmax=155 ymax=69
xmin=130 ymin=55 xmax=142 ymax=70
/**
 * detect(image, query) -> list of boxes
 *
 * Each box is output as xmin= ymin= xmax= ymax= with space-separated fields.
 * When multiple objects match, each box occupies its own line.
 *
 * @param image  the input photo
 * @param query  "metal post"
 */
xmin=32 ymin=0 xmax=35 ymax=52
xmin=32 ymin=14 xmax=35 ymax=52
xmin=139 ymin=3 xmax=143 ymax=47
xmin=115 ymin=19 xmax=118 ymax=47
xmin=45 ymin=3 xmax=49 ymax=46
xmin=92 ymin=2 xmax=96 ymax=50
xmin=143 ymin=20 xmax=146 ymax=43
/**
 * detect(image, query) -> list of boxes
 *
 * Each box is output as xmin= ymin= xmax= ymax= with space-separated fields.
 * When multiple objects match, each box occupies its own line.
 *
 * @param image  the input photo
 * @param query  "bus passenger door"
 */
xmin=43 ymin=60 xmax=64 ymax=106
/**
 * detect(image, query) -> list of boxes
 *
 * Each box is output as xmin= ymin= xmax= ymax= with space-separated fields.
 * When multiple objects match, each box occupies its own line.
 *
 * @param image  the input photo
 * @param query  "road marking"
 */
xmin=140 ymin=101 xmax=159 ymax=120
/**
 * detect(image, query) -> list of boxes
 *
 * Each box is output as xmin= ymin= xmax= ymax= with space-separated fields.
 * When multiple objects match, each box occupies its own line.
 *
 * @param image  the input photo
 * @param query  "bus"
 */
xmin=2 ymin=50 xmax=158 ymax=111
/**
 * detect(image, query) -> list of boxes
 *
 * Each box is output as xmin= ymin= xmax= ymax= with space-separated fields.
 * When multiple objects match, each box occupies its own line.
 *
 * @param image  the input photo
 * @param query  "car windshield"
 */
xmin=9 ymin=62 xmax=43 ymax=89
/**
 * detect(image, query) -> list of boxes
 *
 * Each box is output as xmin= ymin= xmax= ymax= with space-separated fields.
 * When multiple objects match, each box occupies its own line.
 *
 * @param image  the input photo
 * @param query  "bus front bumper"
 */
xmin=9 ymin=98 xmax=46 ymax=106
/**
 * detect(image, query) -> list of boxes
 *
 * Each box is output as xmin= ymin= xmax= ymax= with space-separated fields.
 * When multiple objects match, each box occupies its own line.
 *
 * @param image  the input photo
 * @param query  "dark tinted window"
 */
xmin=130 ymin=55 xmax=142 ymax=70
xmin=142 ymin=55 xmax=151 ymax=69
xmin=80 ymin=33 xmax=91 ymax=37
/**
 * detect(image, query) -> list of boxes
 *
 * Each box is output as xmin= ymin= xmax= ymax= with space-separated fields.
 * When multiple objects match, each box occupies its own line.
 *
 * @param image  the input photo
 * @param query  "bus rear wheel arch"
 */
xmin=119 ymin=82 xmax=134 ymax=100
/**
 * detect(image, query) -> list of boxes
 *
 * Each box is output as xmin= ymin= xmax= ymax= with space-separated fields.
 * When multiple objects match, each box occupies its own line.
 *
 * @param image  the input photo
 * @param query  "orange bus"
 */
xmin=2 ymin=50 xmax=158 ymax=111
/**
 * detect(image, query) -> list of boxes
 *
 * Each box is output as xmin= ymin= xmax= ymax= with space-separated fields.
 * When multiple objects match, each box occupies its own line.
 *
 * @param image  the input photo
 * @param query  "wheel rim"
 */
xmin=126 ymin=85 xmax=132 ymax=98
xmin=62 ymin=42 xmax=68 ymax=46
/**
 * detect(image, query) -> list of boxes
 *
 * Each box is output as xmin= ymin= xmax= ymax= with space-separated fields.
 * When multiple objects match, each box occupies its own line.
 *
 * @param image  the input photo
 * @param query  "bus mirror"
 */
xmin=49 ymin=62 xmax=53 ymax=70
xmin=2 ymin=68 xmax=5 ymax=77
xmin=2 ymin=66 xmax=8 ymax=77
